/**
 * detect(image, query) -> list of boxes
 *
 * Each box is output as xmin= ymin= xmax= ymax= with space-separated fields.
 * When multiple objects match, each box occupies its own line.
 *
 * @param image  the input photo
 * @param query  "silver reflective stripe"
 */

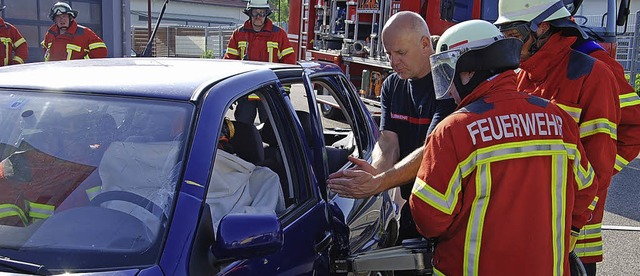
xmin=614 ymin=154 xmax=629 ymax=172
xmin=413 ymin=174 xmax=462 ymax=215
xmin=551 ymin=155 xmax=567 ymax=276
xmin=574 ymin=241 xmax=603 ymax=257
xmin=579 ymin=223 xmax=602 ymax=239
xmin=464 ymin=163 xmax=492 ymax=276
xmin=556 ymin=104 xmax=581 ymax=123
xmin=620 ymin=92 xmax=640 ymax=108
xmin=579 ymin=119 xmax=617 ymax=139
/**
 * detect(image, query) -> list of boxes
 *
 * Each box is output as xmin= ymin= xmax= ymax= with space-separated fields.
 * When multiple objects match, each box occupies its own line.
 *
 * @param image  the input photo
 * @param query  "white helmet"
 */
xmin=243 ymin=0 xmax=272 ymax=17
xmin=431 ymin=20 xmax=522 ymax=100
xmin=494 ymin=0 xmax=570 ymax=29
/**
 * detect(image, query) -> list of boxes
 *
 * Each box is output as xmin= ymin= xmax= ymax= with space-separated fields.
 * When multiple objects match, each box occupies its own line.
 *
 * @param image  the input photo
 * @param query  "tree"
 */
xmin=268 ymin=0 xmax=289 ymax=25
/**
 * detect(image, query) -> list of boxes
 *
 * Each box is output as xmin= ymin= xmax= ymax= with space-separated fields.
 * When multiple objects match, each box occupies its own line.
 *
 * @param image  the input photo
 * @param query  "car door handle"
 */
xmin=314 ymin=231 xmax=333 ymax=253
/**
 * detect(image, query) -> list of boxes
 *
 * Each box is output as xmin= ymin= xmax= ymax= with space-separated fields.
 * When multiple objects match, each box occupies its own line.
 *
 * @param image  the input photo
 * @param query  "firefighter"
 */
xmin=0 ymin=5 xmax=28 ymax=66
xmin=41 ymin=2 xmax=107 ymax=61
xmin=562 ymin=0 xmax=640 ymax=176
xmin=0 ymin=111 xmax=114 ymax=226
xmin=494 ymin=1 xmax=620 ymax=275
xmin=327 ymin=11 xmax=457 ymax=246
xmin=224 ymin=0 xmax=296 ymax=124
xmin=409 ymin=19 xmax=598 ymax=275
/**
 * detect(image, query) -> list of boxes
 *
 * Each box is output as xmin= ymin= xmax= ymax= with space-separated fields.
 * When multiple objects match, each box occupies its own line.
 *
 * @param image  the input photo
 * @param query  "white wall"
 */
xmin=130 ymin=0 xmax=246 ymax=27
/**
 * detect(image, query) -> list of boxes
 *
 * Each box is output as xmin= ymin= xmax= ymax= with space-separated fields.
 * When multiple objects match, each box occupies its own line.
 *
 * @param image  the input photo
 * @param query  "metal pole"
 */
xmin=147 ymin=0 xmax=152 ymax=39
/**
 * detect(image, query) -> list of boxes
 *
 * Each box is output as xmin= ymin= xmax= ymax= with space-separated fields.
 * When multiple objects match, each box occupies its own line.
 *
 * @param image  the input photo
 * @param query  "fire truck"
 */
xmin=287 ymin=0 xmax=632 ymax=118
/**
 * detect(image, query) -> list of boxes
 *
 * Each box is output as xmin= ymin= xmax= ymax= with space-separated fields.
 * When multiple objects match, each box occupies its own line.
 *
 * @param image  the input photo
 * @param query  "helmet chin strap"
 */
xmin=452 ymin=70 xmax=495 ymax=101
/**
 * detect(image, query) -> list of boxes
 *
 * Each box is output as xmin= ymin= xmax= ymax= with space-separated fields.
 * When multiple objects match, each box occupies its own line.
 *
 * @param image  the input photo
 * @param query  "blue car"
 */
xmin=0 ymin=58 xmax=401 ymax=275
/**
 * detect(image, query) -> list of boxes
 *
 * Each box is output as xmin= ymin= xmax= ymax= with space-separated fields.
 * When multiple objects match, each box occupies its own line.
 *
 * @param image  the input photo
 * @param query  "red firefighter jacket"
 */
xmin=410 ymin=71 xmax=598 ymax=276
xmin=587 ymin=49 xmax=640 ymax=173
xmin=0 ymin=18 xmax=28 ymax=66
xmin=517 ymin=33 xmax=619 ymax=263
xmin=224 ymin=19 xmax=295 ymax=64
xmin=41 ymin=20 xmax=107 ymax=61
xmin=0 ymin=148 xmax=95 ymax=226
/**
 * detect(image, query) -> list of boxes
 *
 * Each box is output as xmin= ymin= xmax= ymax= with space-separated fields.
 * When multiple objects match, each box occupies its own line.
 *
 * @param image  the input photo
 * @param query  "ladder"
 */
xmin=298 ymin=0 xmax=311 ymax=60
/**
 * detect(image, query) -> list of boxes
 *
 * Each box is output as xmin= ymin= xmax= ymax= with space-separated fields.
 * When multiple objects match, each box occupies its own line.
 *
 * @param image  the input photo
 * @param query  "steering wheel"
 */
xmin=90 ymin=190 xmax=168 ymax=222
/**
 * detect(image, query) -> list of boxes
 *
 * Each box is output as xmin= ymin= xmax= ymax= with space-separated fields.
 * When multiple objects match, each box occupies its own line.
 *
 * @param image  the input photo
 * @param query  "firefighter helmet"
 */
xmin=431 ymin=20 xmax=522 ymax=101
xmin=494 ymin=0 xmax=570 ymax=30
xmin=563 ymin=0 xmax=584 ymax=15
xmin=49 ymin=2 xmax=78 ymax=21
xmin=243 ymin=0 xmax=272 ymax=17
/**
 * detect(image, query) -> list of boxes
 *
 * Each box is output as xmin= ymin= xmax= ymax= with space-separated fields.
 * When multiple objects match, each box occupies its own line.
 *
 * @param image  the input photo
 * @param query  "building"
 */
xmin=130 ymin=0 xmax=246 ymax=28
xmin=0 ymin=0 xmax=129 ymax=62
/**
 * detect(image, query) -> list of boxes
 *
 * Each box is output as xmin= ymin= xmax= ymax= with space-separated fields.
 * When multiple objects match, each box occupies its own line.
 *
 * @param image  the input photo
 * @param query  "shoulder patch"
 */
xmin=272 ymin=25 xmax=281 ymax=32
xmin=76 ymin=25 xmax=85 ymax=35
xmin=526 ymin=95 xmax=549 ymax=108
xmin=566 ymin=50 xmax=595 ymax=80
xmin=458 ymin=97 xmax=493 ymax=114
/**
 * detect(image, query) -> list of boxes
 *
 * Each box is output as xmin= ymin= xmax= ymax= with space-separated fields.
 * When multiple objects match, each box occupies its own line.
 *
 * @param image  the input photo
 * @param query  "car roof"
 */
xmin=0 ymin=58 xmax=298 ymax=101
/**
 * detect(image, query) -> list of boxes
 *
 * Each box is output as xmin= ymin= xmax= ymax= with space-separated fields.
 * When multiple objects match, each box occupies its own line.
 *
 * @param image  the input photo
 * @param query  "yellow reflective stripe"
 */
xmin=12 ymin=56 xmax=24 ymax=64
xmin=413 ymin=173 xmax=462 ymax=215
xmin=574 ymin=240 xmax=603 ymax=257
xmin=579 ymin=118 xmax=617 ymax=139
xmin=433 ymin=267 xmax=446 ymax=276
xmin=88 ymin=42 xmax=106 ymax=50
xmin=614 ymin=154 xmax=630 ymax=172
xmin=280 ymin=47 xmax=294 ymax=57
xmin=267 ymin=41 xmax=278 ymax=63
xmin=412 ymin=140 xmax=594 ymax=214
xmin=556 ymin=103 xmax=581 ymax=123
xmin=550 ymin=155 xmax=568 ymax=276
xmin=13 ymin=37 xmax=26 ymax=48
xmin=86 ymin=186 xmax=102 ymax=201
xmin=463 ymin=163 xmax=492 ymax=276
xmin=0 ymin=37 xmax=10 ymax=43
xmin=588 ymin=196 xmax=598 ymax=211
xmin=226 ymin=47 xmax=239 ymax=56
xmin=0 ymin=204 xmax=28 ymax=225
xmin=66 ymin=44 xmax=82 ymax=52
xmin=238 ymin=41 xmax=248 ymax=60
xmin=578 ymin=223 xmax=602 ymax=240
xmin=620 ymin=92 xmax=640 ymax=108
xmin=26 ymin=201 xmax=55 ymax=219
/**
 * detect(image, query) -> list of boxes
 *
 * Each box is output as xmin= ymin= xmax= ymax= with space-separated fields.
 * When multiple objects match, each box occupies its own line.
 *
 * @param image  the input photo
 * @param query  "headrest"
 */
xmin=229 ymin=121 xmax=264 ymax=164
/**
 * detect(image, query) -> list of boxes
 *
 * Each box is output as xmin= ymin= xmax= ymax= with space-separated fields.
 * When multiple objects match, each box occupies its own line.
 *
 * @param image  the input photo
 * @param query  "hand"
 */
xmin=327 ymin=156 xmax=381 ymax=199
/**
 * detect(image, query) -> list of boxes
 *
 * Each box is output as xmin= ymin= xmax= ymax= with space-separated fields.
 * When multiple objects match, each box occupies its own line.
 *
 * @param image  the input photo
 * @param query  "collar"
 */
xmin=52 ymin=20 xmax=79 ymax=35
xmin=242 ymin=18 xmax=275 ymax=33
xmin=520 ymin=33 xmax=577 ymax=83
xmin=457 ymin=70 xmax=518 ymax=108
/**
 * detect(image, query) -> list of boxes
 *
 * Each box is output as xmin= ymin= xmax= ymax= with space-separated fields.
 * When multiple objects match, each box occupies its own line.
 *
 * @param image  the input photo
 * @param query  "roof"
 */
xmin=174 ymin=0 xmax=246 ymax=8
xmin=0 ymin=58 xmax=296 ymax=101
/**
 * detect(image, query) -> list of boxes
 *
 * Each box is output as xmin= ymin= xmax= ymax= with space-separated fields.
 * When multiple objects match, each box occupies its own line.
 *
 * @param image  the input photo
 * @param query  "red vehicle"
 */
xmin=288 ymin=0 xmax=630 ymax=117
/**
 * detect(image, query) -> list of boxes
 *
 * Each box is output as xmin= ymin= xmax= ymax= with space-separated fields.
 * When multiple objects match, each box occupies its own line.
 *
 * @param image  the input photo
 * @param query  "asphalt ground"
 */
xmin=599 ymin=157 xmax=640 ymax=275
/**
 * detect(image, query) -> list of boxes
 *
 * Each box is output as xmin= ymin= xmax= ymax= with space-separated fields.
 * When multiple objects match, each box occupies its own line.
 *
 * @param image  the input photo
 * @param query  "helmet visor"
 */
xmin=430 ymin=50 xmax=462 ymax=100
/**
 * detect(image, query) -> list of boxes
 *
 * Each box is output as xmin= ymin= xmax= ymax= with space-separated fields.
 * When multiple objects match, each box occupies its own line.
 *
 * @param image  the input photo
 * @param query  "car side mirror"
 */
xmin=616 ymin=0 xmax=631 ymax=26
xmin=212 ymin=213 xmax=284 ymax=259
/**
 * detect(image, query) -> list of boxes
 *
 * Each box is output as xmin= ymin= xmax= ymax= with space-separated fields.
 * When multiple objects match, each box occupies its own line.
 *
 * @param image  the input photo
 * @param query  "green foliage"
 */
xmin=201 ymin=49 xmax=215 ymax=59
xmin=268 ymin=0 xmax=289 ymax=24
xmin=624 ymin=73 xmax=640 ymax=94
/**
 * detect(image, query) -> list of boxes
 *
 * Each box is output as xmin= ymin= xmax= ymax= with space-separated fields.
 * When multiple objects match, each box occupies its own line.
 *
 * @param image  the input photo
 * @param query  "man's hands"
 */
xmin=327 ymin=156 xmax=382 ymax=199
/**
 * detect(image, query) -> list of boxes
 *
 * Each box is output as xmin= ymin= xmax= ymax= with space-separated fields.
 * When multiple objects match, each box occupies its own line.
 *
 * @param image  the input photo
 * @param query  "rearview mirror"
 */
xmin=616 ymin=0 xmax=631 ymax=26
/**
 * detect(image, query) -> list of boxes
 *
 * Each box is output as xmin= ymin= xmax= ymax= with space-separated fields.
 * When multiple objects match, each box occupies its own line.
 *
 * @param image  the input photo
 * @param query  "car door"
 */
xmin=297 ymin=63 xmax=400 ymax=256
xmin=195 ymin=73 xmax=334 ymax=275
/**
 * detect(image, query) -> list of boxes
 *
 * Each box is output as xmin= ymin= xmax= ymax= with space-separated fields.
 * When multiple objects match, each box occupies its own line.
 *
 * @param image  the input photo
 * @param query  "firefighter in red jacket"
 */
xmin=224 ymin=0 xmax=295 ymax=124
xmin=494 ymin=1 xmax=620 ymax=274
xmin=410 ymin=19 xmax=598 ymax=275
xmin=562 ymin=0 xmax=640 ymax=175
xmin=0 ymin=5 xmax=28 ymax=66
xmin=41 ymin=2 xmax=107 ymax=62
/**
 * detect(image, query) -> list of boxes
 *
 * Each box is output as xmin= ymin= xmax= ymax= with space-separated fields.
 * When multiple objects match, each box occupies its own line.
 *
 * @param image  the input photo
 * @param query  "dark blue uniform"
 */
xmin=379 ymin=72 xmax=456 ymax=243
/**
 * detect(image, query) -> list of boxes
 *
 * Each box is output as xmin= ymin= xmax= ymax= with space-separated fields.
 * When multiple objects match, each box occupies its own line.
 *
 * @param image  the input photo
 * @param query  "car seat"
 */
xmin=229 ymin=121 xmax=264 ymax=164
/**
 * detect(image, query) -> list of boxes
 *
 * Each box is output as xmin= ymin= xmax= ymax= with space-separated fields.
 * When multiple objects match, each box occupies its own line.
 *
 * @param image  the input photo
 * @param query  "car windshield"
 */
xmin=0 ymin=91 xmax=192 ymax=272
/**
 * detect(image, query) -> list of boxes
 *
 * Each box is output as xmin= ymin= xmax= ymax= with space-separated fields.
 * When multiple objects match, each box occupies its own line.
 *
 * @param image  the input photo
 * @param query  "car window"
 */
xmin=206 ymin=84 xmax=314 ymax=233
xmin=0 ymin=91 xmax=192 ymax=270
xmin=286 ymin=75 xmax=375 ymax=174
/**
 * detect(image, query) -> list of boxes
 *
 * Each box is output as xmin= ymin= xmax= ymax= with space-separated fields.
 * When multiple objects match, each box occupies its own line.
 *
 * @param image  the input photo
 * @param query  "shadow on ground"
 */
xmin=606 ymin=158 xmax=640 ymax=222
